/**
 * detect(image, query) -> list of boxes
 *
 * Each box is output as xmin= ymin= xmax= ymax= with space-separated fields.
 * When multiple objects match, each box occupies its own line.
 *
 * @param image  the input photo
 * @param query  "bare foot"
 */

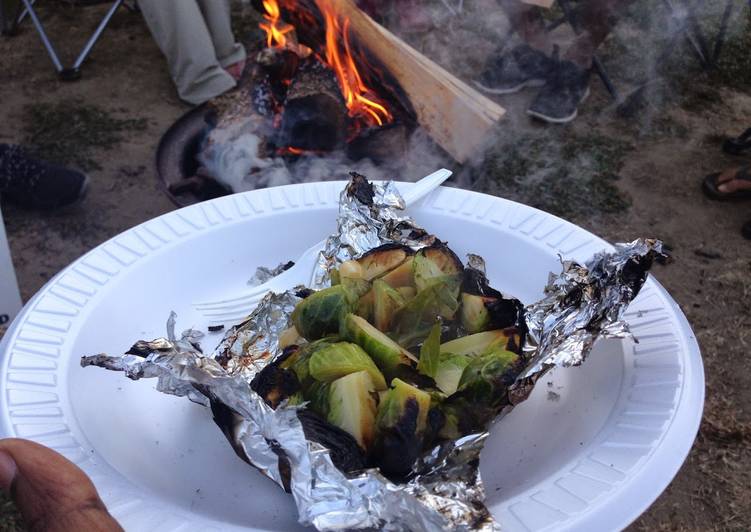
xmin=225 ymin=59 xmax=246 ymax=82
xmin=716 ymin=166 xmax=751 ymax=194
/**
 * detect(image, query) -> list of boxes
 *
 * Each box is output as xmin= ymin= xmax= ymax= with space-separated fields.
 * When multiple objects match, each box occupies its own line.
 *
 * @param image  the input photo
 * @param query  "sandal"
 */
xmin=702 ymin=165 xmax=751 ymax=201
xmin=723 ymin=127 xmax=751 ymax=155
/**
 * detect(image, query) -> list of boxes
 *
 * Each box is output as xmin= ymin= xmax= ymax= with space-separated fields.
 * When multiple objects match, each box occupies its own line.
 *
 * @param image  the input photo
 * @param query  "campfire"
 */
xmin=161 ymin=0 xmax=505 ymax=205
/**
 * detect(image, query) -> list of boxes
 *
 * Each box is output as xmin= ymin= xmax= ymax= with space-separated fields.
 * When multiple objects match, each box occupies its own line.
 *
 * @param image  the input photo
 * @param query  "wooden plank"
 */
xmin=519 ymin=0 xmax=556 ymax=8
xmin=317 ymin=0 xmax=506 ymax=162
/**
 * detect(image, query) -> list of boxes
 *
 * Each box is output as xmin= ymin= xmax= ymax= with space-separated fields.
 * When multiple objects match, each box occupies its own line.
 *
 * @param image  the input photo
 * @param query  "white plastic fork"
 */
xmin=194 ymin=169 xmax=453 ymax=325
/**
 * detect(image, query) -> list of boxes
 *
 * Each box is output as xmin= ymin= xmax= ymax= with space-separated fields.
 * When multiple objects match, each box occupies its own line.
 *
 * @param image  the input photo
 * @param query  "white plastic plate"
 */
xmin=0 ymin=182 xmax=703 ymax=531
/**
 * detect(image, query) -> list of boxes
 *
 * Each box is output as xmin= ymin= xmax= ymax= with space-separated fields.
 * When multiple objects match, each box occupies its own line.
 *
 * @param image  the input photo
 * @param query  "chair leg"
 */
xmin=711 ymin=0 xmax=734 ymax=66
xmin=71 ymin=0 xmax=124 ymax=72
xmin=20 ymin=0 xmax=64 ymax=72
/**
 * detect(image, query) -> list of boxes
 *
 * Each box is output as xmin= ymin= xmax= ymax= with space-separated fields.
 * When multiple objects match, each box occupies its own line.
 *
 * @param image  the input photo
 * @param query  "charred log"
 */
xmin=278 ymin=61 xmax=348 ymax=151
xmin=346 ymin=122 xmax=408 ymax=164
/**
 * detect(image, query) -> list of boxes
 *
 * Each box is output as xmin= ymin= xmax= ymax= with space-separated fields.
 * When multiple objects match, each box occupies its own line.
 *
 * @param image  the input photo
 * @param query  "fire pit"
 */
xmin=157 ymin=0 xmax=505 ymax=207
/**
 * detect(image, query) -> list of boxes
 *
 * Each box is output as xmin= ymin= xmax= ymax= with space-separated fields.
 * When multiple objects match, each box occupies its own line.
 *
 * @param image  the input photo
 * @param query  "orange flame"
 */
xmin=259 ymin=0 xmax=293 ymax=49
xmin=259 ymin=0 xmax=393 ymax=133
xmin=321 ymin=7 xmax=393 ymax=129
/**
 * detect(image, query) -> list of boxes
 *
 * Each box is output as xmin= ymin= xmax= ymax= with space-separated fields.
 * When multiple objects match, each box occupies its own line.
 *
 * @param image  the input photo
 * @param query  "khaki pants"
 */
xmin=138 ymin=0 xmax=246 ymax=105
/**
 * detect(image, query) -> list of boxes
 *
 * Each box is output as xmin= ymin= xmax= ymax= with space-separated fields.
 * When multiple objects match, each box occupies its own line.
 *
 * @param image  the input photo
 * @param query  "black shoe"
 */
xmin=0 ymin=144 xmax=89 ymax=210
xmin=474 ymin=44 xmax=555 ymax=95
xmin=527 ymin=59 xmax=591 ymax=124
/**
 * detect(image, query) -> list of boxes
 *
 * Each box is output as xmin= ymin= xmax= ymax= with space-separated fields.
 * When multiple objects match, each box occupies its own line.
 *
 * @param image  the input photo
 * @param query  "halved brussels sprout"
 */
xmin=308 ymin=341 xmax=387 ymax=390
xmin=356 ymin=244 xmax=413 ymax=281
xmin=327 ymin=370 xmax=378 ymax=450
xmin=412 ymin=243 xmax=463 ymax=292
xmin=374 ymin=378 xmax=432 ymax=478
xmin=440 ymin=329 xmax=507 ymax=357
xmin=433 ymin=353 xmax=469 ymax=396
xmin=460 ymin=267 xmax=526 ymax=333
xmin=373 ymin=279 xmax=405 ymax=332
xmin=340 ymin=313 xmax=417 ymax=372
xmin=394 ymin=275 xmax=460 ymax=347
xmin=396 ymin=286 xmax=417 ymax=301
xmin=456 ymin=348 xmax=522 ymax=408
xmin=379 ymin=257 xmax=415 ymax=288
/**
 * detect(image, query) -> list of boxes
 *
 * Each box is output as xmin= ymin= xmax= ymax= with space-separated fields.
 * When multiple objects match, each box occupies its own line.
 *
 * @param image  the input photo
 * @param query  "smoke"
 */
xmin=206 ymin=0 xmax=749 ymax=200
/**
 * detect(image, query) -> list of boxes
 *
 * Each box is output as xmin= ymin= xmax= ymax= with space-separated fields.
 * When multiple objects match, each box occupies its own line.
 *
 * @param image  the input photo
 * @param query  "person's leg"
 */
xmin=496 ymin=0 xmax=552 ymax=53
xmin=197 ymin=0 xmax=245 ymax=69
xmin=138 ymin=0 xmax=235 ymax=105
xmin=563 ymin=0 xmax=637 ymax=68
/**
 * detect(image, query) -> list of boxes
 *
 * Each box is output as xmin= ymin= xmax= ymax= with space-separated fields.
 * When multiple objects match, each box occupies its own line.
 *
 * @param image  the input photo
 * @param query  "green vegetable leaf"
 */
xmin=417 ymin=321 xmax=442 ymax=378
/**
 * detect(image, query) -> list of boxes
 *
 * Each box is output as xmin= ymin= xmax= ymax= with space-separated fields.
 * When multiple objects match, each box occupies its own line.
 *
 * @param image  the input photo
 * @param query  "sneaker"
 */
xmin=0 ymin=144 xmax=89 ymax=210
xmin=474 ymin=44 xmax=555 ymax=95
xmin=527 ymin=59 xmax=591 ymax=124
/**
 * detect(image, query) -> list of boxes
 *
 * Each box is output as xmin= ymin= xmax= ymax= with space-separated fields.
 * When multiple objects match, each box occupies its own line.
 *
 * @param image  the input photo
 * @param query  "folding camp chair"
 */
xmin=0 ymin=0 xmax=134 ymax=80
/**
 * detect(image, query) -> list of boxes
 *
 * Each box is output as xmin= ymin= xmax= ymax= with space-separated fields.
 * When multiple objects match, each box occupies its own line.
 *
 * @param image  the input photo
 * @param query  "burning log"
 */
xmin=315 ymin=0 xmax=506 ymax=163
xmin=278 ymin=61 xmax=349 ymax=152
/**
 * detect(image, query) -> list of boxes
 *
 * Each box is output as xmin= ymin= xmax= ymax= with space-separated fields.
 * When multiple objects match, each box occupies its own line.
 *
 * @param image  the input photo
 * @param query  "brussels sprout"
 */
xmin=416 ymin=321 xmax=442 ymax=378
xmin=340 ymin=277 xmax=372 ymax=299
xmin=291 ymin=284 xmax=362 ymax=340
xmin=297 ymin=409 xmax=367 ymax=473
xmin=279 ymin=325 xmax=303 ymax=349
xmin=282 ymin=337 xmax=339 ymax=385
xmin=339 ymin=260 xmax=364 ymax=280
xmin=440 ymin=329 xmax=507 ymax=357
xmin=340 ymin=313 xmax=417 ymax=373
xmin=356 ymin=244 xmax=413 ymax=280
xmin=373 ymin=378 xmax=432 ymax=478
xmin=394 ymin=275 xmax=460 ymax=347
xmin=396 ymin=286 xmax=417 ymax=301
xmin=250 ymin=363 xmax=300 ymax=408
xmin=356 ymin=288 xmax=374 ymax=322
xmin=308 ymin=341 xmax=387 ymax=390
xmin=373 ymin=279 xmax=405 ymax=332
xmin=379 ymin=257 xmax=415 ymax=288
xmin=433 ymin=353 xmax=469 ymax=396
xmin=456 ymin=349 xmax=522 ymax=408
xmin=460 ymin=267 xmax=526 ymax=333
xmin=412 ymin=243 xmax=463 ymax=292
xmin=304 ymin=380 xmax=331 ymax=416
xmin=327 ymin=370 xmax=378 ymax=450
xmin=285 ymin=392 xmax=305 ymax=406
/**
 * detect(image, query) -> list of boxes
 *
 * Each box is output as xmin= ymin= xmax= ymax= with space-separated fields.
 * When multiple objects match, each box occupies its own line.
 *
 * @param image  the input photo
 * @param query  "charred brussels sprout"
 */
xmin=291 ymin=283 xmax=364 ymax=340
xmin=456 ymin=349 xmax=522 ymax=409
xmin=356 ymin=244 xmax=413 ymax=281
xmin=297 ymin=409 xmax=367 ymax=473
xmin=250 ymin=363 xmax=300 ymax=409
xmin=460 ymin=267 xmax=526 ymax=334
xmin=412 ymin=243 xmax=463 ymax=292
xmin=327 ymin=370 xmax=378 ymax=450
xmin=308 ymin=341 xmax=387 ymax=390
xmin=340 ymin=313 xmax=417 ymax=373
xmin=417 ymin=323 xmax=468 ymax=395
xmin=374 ymin=378 xmax=432 ymax=478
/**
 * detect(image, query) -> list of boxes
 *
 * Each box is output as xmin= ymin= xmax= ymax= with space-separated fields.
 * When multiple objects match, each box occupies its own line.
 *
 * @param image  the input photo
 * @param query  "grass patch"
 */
xmin=477 ymin=131 xmax=632 ymax=221
xmin=22 ymin=101 xmax=147 ymax=171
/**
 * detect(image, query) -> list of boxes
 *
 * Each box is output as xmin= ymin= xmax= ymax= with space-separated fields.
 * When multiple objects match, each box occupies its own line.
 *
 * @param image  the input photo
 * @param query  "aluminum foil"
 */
xmin=81 ymin=176 xmax=664 ymax=531
xmin=312 ymin=173 xmax=435 ymax=288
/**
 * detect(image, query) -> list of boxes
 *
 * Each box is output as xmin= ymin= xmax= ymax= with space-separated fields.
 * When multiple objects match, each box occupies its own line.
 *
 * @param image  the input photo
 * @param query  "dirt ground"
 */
xmin=1 ymin=1 xmax=750 ymax=531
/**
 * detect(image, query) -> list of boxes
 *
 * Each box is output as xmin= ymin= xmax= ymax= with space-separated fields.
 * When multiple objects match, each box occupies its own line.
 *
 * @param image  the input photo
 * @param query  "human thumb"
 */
xmin=0 ymin=438 xmax=122 ymax=532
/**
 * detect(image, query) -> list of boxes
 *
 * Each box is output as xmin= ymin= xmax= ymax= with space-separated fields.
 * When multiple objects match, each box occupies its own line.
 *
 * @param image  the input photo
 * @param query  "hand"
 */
xmin=0 ymin=438 xmax=122 ymax=532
